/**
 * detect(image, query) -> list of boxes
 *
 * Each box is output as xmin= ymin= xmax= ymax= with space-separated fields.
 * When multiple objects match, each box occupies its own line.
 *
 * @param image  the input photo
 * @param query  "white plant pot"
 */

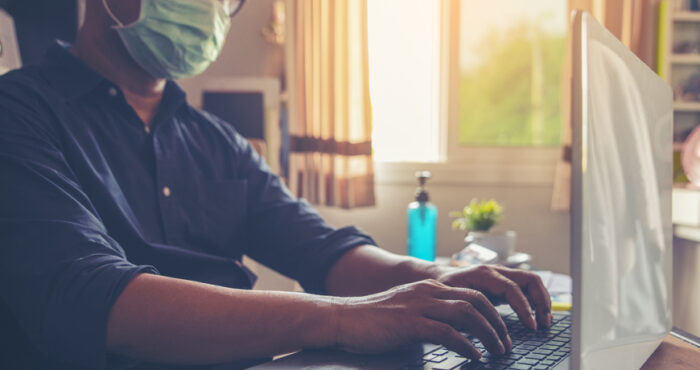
xmin=465 ymin=230 xmax=517 ymax=261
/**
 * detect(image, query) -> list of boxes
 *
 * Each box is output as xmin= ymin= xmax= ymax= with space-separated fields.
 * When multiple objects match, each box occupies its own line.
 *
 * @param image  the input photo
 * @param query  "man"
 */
xmin=0 ymin=0 xmax=552 ymax=368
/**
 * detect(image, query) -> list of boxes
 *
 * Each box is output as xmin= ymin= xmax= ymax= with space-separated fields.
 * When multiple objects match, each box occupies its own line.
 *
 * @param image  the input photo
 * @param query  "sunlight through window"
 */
xmin=368 ymin=0 xmax=441 ymax=162
xmin=458 ymin=0 xmax=566 ymax=147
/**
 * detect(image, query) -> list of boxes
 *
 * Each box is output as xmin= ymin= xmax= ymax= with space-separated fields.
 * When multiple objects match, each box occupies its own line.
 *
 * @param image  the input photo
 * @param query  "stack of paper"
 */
xmin=534 ymin=271 xmax=572 ymax=310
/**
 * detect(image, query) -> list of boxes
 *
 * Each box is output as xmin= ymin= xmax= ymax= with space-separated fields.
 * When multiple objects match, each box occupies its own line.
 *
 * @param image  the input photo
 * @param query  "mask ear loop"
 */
xmin=102 ymin=0 xmax=126 ymax=28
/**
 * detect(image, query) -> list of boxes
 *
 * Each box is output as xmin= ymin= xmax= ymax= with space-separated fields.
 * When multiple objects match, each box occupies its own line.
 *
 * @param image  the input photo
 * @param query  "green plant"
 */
xmin=450 ymin=199 xmax=503 ymax=232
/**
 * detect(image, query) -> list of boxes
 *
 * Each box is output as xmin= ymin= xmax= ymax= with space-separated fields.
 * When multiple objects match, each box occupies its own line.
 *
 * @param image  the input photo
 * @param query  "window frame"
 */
xmin=374 ymin=0 xmax=560 ymax=186
xmin=427 ymin=0 xmax=561 ymax=184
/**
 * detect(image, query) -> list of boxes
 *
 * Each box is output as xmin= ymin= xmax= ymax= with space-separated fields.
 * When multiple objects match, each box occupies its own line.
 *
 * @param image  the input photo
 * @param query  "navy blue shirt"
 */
xmin=0 ymin=42 xmax=374 ymax=369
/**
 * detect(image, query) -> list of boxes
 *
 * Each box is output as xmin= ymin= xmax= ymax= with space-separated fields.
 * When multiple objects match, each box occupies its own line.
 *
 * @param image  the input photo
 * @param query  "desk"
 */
xmin=642 ymin=334 xmax=700 ymax=369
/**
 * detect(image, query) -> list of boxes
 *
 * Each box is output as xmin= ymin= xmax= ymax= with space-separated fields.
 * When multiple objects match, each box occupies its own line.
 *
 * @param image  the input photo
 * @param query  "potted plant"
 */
xmin=450 ymin=199 xmax=515 ymax=261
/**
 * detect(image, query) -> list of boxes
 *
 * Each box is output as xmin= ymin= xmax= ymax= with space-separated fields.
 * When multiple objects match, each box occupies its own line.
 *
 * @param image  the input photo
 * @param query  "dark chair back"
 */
xmin=2 ymin=0 xmax=77 ymax=65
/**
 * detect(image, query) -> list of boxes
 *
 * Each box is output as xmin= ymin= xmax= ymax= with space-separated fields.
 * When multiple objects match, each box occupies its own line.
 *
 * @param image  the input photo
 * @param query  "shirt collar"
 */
xmin=40 ymin=41 xmax=106 ymax=101
xmin=40 ymin=41 xmax=188 ymax=110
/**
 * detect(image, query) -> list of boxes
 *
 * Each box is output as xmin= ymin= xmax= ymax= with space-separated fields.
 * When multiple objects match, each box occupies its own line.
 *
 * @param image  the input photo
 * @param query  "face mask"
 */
xmin=103 ymin=0 xmax=231 ymax=80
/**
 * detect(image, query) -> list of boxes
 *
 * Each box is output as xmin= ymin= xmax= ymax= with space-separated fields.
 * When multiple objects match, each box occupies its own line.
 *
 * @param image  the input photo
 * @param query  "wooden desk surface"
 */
xmin=641 ymin=335 xmax=700 ymax=369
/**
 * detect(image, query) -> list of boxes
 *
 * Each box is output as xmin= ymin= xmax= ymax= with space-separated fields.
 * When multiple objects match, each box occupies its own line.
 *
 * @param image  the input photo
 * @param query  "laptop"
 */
xmin=250 ymin=10 xmax=673 ymax=370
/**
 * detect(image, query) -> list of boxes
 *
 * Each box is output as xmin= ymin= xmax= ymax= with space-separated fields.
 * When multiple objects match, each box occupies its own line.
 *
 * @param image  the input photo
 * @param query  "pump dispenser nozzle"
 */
xmin=415 ymin=171 xmax=431 ymax=203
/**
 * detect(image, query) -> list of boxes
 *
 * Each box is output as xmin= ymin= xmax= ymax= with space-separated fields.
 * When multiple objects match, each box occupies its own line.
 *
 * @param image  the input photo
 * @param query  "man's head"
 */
xmin=79 ymin=0 xmax=243 ymax=81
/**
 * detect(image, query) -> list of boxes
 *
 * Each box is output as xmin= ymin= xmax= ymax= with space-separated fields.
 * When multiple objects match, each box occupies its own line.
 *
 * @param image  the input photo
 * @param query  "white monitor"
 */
xmin=570 ymin=10 xmax=674 ymax=370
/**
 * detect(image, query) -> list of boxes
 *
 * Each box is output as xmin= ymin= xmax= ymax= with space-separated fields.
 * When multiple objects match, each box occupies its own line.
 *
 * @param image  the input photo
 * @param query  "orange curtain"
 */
xmin=551 ymin=0 xmax=661 ymax=210
xmin=286 ymin=0 xmax=375 ymax=208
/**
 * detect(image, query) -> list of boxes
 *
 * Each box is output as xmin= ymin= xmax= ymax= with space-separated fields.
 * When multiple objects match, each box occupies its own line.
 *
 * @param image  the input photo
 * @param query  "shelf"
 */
xmin=674 ymin=11 xmax=700 ymax=22
xmin=673 ymin=187 xmax=700 ymax=226
xmin=671 ymin=54 xmax=700 ymax=64
xmin=674 ymin=102 xmax=700 ymax=112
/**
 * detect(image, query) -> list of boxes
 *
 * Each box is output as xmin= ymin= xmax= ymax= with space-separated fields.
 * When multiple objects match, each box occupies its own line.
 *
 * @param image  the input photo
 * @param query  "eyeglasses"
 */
xmin=219 ymin=0 xmax=246 ymax=17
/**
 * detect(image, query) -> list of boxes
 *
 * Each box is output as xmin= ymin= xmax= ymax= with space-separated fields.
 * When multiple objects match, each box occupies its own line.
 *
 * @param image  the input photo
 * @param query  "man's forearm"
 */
xmin=325 ymin=245 xmax=449 ymax=296
xmin=107 ymin=273 xmax=338 ymax=364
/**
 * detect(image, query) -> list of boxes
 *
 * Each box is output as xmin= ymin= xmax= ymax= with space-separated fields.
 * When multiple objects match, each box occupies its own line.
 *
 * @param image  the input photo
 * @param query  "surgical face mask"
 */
xmin=103 ymin=0 xmax=231 ymax=80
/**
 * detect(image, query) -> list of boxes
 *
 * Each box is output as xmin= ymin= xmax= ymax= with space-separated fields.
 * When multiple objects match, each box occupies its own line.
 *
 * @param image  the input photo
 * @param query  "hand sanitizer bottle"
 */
xmin=407 ymin=171 xmax=437 ymax=261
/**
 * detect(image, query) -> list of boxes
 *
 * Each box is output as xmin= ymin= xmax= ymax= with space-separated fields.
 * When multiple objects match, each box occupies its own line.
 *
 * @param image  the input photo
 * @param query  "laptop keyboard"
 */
xmin=401 ymin=311 xmax=571 ymax=370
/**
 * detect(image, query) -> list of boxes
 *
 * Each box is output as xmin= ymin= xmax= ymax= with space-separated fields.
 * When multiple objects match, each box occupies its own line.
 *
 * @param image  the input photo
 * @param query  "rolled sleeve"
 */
xmin=227 ymin=130 xmax=376 ymax=294
xmin=1 ymin=223 xmax=159 ymax=369
xmin=1 ymin=221 xmax=158 ymax=369
xmin=291 ymin=225 xmax=377 ymax=294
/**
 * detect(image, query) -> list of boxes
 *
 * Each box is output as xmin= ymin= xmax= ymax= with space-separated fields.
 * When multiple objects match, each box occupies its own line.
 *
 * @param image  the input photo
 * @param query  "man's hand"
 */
xmin=436 ymin=265 xmax=553 ymax=330
xmin=325 ymin=245 xmax=552 ymax=357
xmin=335 ymin=279 xmax=511 ymax=360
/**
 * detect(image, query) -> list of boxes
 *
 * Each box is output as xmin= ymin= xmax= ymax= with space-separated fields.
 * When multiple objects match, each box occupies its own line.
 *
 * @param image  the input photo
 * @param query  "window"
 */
xmin=368 ymin=0 xmax=567 ymax=164
xmin=457 ymin=0 xmax=566 ymax=147
xmin=368 ymin=0 xmax=441 ymax=162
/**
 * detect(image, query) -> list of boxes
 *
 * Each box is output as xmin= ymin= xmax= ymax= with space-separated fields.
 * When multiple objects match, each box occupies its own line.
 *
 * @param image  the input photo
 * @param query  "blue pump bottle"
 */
xmin=407 ymin=171 xmax=437 ymax=261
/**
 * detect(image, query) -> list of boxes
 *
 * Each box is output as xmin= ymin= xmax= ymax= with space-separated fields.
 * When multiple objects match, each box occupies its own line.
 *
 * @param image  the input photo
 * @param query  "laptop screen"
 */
xmin=570 ymin=11 xmax=674 ymax=370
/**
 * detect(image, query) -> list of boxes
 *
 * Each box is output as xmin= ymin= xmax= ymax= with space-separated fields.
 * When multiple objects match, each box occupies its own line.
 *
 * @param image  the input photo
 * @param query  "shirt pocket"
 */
xmin=183 ymin=179 xmax=248 ymax=256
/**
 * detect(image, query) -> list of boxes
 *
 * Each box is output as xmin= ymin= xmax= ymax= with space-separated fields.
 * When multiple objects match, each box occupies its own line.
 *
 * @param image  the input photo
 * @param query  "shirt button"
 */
xmin=108 ymin=87 xmax=118 ymax=97
xmin=162 ymin=186 xmax=171 ymax=197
